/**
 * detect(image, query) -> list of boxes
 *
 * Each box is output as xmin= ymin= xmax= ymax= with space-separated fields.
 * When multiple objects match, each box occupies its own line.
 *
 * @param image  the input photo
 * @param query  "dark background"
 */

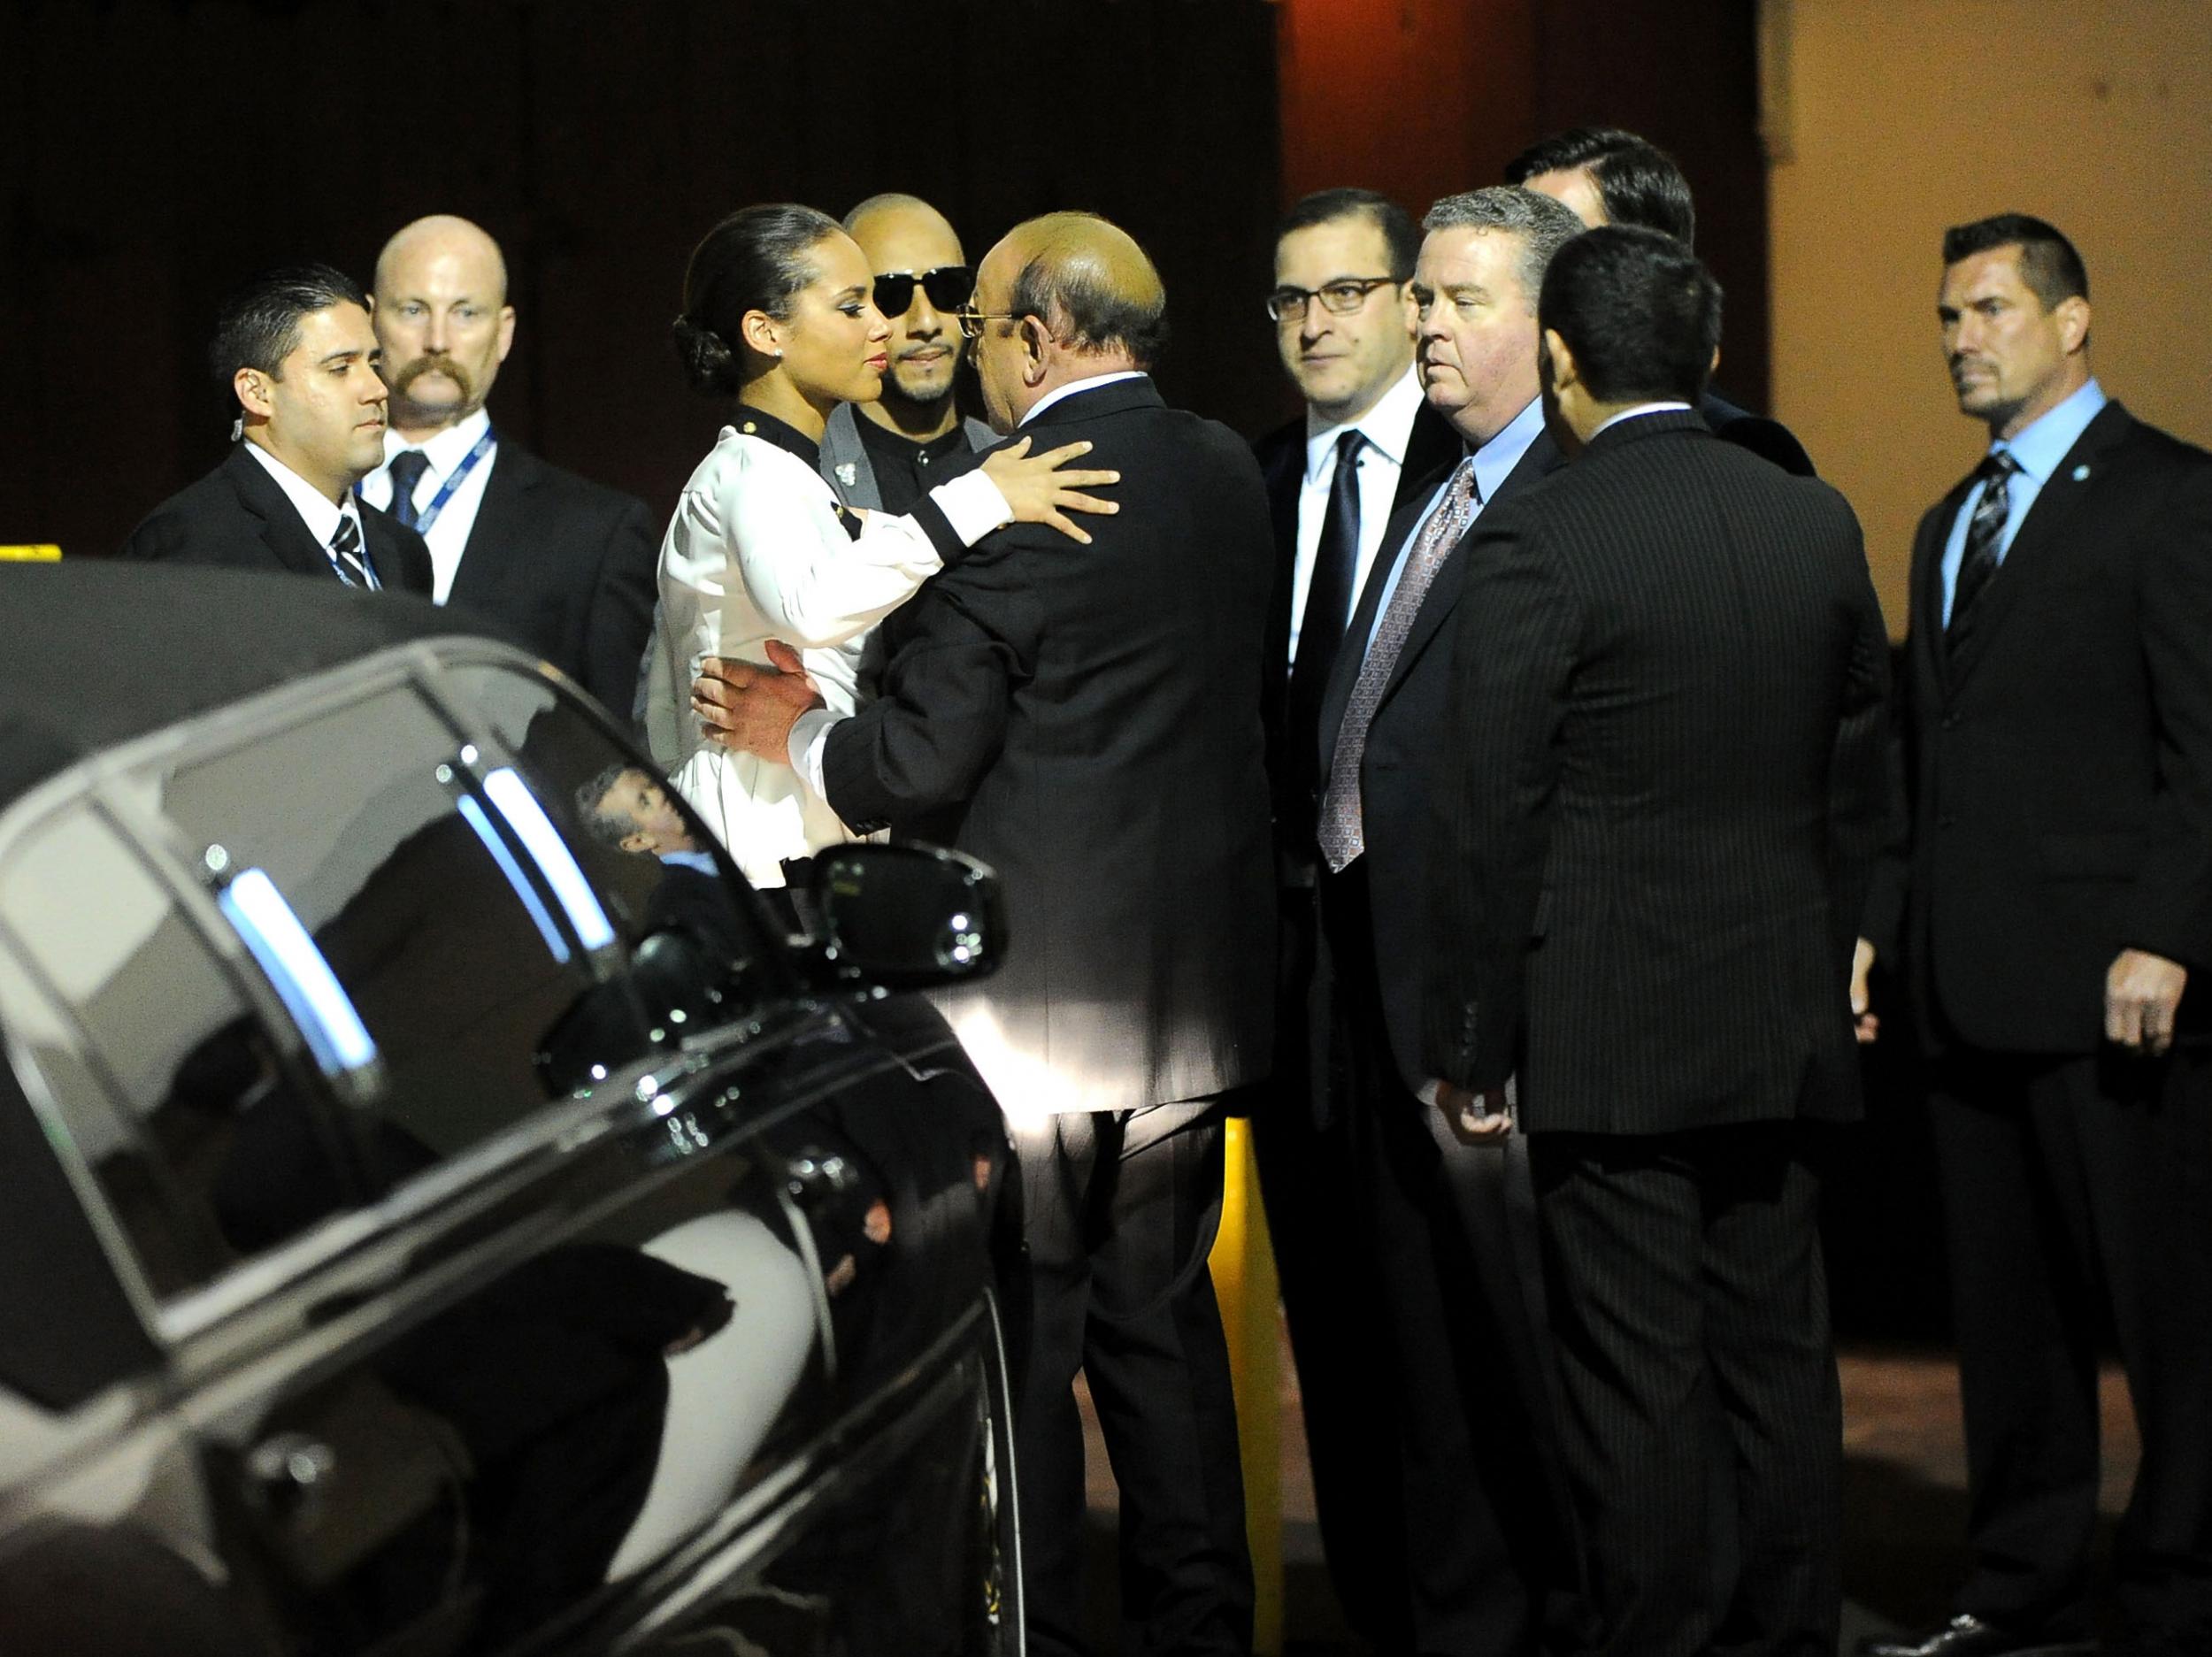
xmin=2 ymin=0 xmax=1778 ymax=564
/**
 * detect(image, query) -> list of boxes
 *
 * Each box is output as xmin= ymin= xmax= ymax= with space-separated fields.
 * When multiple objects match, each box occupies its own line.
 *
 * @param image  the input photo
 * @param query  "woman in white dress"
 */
xmin=641 ymin=203 xmax=1115 ymax=892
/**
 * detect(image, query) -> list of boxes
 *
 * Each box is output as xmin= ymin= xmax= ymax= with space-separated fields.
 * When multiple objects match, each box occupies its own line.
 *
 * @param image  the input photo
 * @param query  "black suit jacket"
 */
xmin=1423 ymin=412 xmax=1890 ymax=1134
xmin=1315 ymin=426 xmax=1565 ymax=1089
xmin=1866 ymin=400 xmax=2212 ymax=1054
xmin=119 ymin=444 xmax=432 ymax=595
xmin=822 ymin=378 xmax=1277 ymax=1112
xmin=1701 ymin=390 xmax=1816 ymax=478
xmin=1255 ymin=395 xmax=1461 ymax=846
xmin=443 ymin=440 xmax=658 ymax=714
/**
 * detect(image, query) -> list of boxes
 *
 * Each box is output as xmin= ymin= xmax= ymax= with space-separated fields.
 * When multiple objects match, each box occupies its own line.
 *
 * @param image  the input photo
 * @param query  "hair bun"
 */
xmin=672 ymin=313 xmax=740 ymax=397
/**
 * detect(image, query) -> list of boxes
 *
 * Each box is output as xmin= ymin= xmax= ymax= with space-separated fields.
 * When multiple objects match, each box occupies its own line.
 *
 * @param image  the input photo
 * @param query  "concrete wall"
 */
xmin=1766 ymin=0 xmax=2212 ymax=633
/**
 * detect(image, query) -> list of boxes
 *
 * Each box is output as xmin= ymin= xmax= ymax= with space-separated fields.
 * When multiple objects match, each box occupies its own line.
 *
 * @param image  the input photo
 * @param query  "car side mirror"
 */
xmin=808 ymin=844 xmax=1005 ymax=990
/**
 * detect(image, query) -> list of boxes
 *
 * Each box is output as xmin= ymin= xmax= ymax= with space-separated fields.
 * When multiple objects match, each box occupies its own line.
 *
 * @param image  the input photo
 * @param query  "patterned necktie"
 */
xmin=1286 ymin=429 xmax=1368 ymax=799
xmin=386 ymin=449 xmax=432 ymax=531
xmin=327 ymin=516 xmax=377 ymax=588
xmin=1317 ymin=456 xmax=1481 ymax=872
xmin=1947 ymin=449 xmax=2018 ymax=644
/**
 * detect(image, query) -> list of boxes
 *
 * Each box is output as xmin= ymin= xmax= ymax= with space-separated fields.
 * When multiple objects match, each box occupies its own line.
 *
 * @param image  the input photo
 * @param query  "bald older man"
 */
xmin=818 ymin=193 xmax=998 ymax=512
xmin=361 ymin=214 xmax=657 ymax=710
xmin=696 ymin=212 xmax=1276 ymax=1656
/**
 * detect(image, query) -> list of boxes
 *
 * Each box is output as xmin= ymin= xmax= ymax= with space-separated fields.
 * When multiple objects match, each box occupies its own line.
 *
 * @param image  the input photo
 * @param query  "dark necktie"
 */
xmin=387 ymin=449 xmax=432 ymax=531
xmin=1947 ymin=449 xmax=2018 ymax=644
xmin=1286 ymin=429 xmax=1368 ymax=794
xmin=1317 ymin=456 xmax=1480 ymax=871
xmin=328 ymin=516 xmax=376 ymax=588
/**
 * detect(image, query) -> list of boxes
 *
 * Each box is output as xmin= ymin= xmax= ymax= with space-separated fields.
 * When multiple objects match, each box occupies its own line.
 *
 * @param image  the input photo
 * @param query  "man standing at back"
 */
xmin=1856 ymin=214 xmax=2212 ymax=1657
xmin=696 ymin=212 xmax=1275 ymax=1657
xmin=1423 ymin=224 xmax=1891 ymax=1656
xmin=364 ymin=215 xmax=657 ymax=712
xmin=1245 ymin=184 xmax=1455 ymax=1652
xmin=820 ymin=194 xmax=997 ymax=512
xmin=1506 ymin=126 xmax=1817 ymax=479
xmin=120 ymin=264 xmax=432 ymax=595
xmin=1313 ymin=184 xmax=1586 ymax=1655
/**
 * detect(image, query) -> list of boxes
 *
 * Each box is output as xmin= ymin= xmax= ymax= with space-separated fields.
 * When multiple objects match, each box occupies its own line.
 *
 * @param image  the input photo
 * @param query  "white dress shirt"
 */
xmin=241 ymin=440 xmax=372 ymax=582
xmin=643 ymin=425 xmax=1010 ymax=887
xmin=356 ymin=407 xmax=497 ymax=603
xmin=1290 ymin=366 xmax=1429 ymax=666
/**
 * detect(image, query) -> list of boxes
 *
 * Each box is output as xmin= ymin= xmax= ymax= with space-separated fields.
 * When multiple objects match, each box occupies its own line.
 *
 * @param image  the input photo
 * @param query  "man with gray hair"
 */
xmin=1310 ymin=184 xmax=1585 ymax=1654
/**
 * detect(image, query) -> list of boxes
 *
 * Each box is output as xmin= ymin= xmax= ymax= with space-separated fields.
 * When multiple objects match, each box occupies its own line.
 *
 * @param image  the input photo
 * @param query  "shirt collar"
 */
xmin=1303 ymin=365 xmax=1426 ymax=480
xmin=1471 ymin=395 xmax=1548 ymax=502
xmin=727 ymin=405 xmax=823 ymax=470
xmin=385 ymin=406 xmax=492 ymax=477
xmin=1993 ymin=377 xmax=2107 ymax=484
xmin=1019 ymin=370 xmax=1149 ymax=427
xmin=1588 ymin=400 xmax=1694 ymax=442
xmin=242 ymin=438 xmax=361 ymax=548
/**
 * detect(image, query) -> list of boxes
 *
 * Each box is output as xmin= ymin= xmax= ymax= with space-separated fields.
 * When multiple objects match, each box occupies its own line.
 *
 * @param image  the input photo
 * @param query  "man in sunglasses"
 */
xmin=818 ymin=193 xmax=997 ymax=515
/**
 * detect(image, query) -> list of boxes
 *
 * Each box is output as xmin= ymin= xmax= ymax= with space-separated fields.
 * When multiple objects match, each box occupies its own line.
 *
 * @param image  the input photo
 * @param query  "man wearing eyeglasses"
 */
xmin=1247 ymin=186 xmax=1456 ymax=1654
xmin=819 ymin=194 xmax=997 ymax=515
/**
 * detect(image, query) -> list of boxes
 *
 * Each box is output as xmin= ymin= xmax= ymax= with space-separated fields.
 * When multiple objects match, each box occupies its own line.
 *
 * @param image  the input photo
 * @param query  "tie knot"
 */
xmin=1449 ymin=454 xmax=1481 ymax=507
xmin=388 ymin=449 xmax=432 ymax=498
xmin=330 ymin=515 xmax=361 ymax=554
xmin=1979 ymin=449 xmax=2019 ymax=483
xmin=1334 ymin=428 xmax=1367 ymax=466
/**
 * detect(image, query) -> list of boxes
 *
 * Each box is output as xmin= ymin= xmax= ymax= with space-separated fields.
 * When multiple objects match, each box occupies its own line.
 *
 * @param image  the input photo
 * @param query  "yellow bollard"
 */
xmin=1210 ymin=1116 xmax=1284 ymax=1654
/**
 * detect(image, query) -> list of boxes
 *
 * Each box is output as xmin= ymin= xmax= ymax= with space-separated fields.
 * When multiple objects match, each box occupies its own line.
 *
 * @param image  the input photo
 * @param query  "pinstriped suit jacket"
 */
xmin=1421 ymin=410 xmax=1891 ymax=1134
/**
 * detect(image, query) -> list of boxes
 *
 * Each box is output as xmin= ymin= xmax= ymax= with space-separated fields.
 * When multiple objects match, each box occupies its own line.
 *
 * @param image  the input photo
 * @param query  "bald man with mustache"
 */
xmin=695 ymin=212 xmax=1277 ymax=1657
xmin=362 ymin=214 xmax=658 ymax=711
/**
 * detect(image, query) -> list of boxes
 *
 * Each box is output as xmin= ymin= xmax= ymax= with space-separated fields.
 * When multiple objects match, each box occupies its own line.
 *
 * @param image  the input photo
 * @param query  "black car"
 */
xmin=0 ymin=564 xmax=1023 ymax=1656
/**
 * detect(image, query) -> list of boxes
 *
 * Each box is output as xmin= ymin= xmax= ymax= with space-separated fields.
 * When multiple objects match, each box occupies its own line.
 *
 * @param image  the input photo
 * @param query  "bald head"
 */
xmin=372 ymin=214 xmax=516 ymax=439
xmin=996 ymin=211 xmax=1165 ymax=360
xmin=969 ymin=212 xmax=1166 ymax=431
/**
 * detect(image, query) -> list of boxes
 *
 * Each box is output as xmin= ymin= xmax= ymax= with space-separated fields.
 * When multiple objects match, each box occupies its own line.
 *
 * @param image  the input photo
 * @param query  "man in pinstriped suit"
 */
xmin=1421 ymin=226 xmax=1893 ymax=1655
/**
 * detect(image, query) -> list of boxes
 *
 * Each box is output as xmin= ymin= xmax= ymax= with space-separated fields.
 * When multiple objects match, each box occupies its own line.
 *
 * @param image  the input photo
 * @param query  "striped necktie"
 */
xmin=327 ymin=516 xmax=378 ymax=588
xmin=1947 ymin=449 xmax=2017 ymax=644
xmin=1317 ymin=456 xmax=1480 ymax=871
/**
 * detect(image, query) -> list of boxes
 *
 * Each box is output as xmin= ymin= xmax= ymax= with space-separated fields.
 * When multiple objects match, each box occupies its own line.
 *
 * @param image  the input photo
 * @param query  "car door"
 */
xmin=2 ymin=661 xmax=852 ymax=1655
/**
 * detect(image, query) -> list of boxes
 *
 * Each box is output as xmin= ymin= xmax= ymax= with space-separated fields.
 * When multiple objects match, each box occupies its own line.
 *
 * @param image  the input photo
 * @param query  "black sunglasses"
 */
xmin=872 ymin=265 xmax=976 ymax=318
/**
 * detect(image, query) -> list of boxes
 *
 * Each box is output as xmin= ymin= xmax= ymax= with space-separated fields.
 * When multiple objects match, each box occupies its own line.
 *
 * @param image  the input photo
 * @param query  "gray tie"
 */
xmin=1317 ymin=456 xmax=1481 ymax=872
xmin=327 ymin=516 xmax=377 ymax=588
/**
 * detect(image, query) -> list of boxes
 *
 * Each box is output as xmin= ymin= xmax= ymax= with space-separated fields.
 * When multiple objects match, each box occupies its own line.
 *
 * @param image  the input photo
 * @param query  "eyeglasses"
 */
xmin=872 ymin=265 xmax=976 ymax=318
xmin=956 ymin=305 xmax=1020 ymax=342
xmin=1264 ymin=276 xmax=1402 ymax=324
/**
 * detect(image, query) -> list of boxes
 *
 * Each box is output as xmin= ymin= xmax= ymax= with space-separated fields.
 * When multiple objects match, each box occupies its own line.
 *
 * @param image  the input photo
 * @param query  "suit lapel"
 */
xmin=1379 ymin=429 xmax=1563 ymax=703
xmin=1315 ymin=484 xmax=1437 ymax=779
xmin=1391 ymin=398 xmax=1461 ymax=515
xmin=1944 ymin=402 xmax=2133 ymax=691
xmin=224 ymin=445 xmax=338 ymax=579
xmin=446 ymin=440 xmax=524 ymax=609
xmin=1911 ymin=489 xmax=1961 ymax=700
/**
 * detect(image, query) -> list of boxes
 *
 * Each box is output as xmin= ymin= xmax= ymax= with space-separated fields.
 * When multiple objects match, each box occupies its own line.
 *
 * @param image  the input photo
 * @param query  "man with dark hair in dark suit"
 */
xmin=120 ymin=264 xmax=432 ymax=595
xmin=1506 ymin=125 xmax=1818 ymax=479
xmin=1423 ymin=224 xmax=1891 ymax=1657
xmin=1855 ymin=213 xmax=2212 ymax=1657
xmin=692 ymin=211 xmax=1275 ymax=1657
xmin=1245 ymin=184 xmax=1457 ymax=1651
xmin=363 ymin=215 xmax=657 ymax=712
xmin=1313 ymin=183 xmax=1586 ymax=1656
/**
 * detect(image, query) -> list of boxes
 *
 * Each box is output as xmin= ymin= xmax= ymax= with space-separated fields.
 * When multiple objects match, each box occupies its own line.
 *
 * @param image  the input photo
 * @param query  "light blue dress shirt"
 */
xmin=1939 ymin=378 xmax=2107 ymax=626
xmin=1363 ymin=395 xmax=1547 ymax=654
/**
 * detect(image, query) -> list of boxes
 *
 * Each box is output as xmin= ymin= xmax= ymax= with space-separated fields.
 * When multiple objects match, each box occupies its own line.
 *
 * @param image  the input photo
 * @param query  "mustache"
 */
xmin=392 ymin=352 xmax=475 ymax=401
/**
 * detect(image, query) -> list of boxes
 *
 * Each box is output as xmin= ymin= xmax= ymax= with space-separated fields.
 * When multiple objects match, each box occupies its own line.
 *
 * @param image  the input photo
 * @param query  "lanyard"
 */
xmin=365 ymin=425 xmax=495 ymax=534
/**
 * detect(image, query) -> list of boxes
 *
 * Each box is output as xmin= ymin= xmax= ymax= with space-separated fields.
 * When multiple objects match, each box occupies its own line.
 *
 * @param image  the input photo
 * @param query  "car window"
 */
xmin=155 ymin=686 xmax=642 ymax=1191
xmin=0 ymin=808 xmax=346 ymax=1294
xmin=431 ymin=664 xmax=787 ymax=1078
